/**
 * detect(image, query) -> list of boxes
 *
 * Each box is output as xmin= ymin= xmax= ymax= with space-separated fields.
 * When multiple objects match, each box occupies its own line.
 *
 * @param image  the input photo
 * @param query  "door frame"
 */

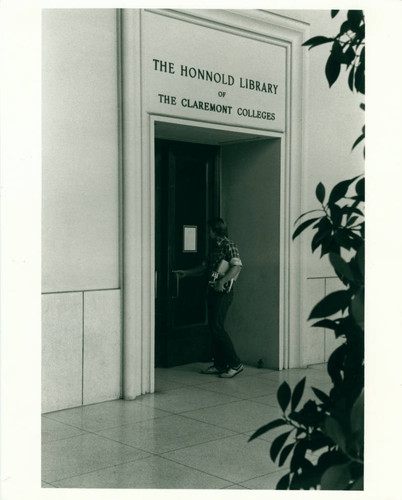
xmin=126 ymin=114 xmax=302 ymax=397
xmin=120 ymin=9 xmax=308 ymax=399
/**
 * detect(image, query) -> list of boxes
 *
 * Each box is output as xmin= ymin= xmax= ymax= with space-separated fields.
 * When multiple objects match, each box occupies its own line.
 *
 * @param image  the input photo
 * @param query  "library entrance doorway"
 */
xmin=154 ymin=121 xmax=283 ymax=373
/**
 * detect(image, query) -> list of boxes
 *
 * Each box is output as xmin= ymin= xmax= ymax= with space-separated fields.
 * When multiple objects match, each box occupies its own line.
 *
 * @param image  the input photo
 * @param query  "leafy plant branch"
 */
xmin=303 ymin=10 xmax=365 ymax=95
xmin=249 ymin=10 xmax=365 ymax=490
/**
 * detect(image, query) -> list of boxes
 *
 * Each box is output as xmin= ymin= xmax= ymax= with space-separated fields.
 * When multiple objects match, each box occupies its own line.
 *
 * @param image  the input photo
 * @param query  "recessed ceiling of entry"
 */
xmin=154 ymin=121 xmax=273 ymax=145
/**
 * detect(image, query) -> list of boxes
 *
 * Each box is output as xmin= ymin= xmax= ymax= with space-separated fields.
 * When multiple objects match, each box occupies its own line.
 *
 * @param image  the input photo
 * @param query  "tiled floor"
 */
xmin=42 ymin=362 xmax=332 ymax=489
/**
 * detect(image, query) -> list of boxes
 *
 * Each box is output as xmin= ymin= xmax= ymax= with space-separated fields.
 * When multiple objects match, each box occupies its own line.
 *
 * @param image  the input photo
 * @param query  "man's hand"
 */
xmin=214 ymin=279 xmax=225 ymax=292
xmin=173 ymin=264 xmax=206 ymax=279
xmin=173 ymin=270 xmax=186 ymax=279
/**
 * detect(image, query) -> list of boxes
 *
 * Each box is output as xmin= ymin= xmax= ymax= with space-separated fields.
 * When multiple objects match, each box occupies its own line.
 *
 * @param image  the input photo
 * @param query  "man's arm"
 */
xmin=173 ymin=264 xmax=206 ymax=278
xmin=214 ymin=264 xmax=242 ymax=292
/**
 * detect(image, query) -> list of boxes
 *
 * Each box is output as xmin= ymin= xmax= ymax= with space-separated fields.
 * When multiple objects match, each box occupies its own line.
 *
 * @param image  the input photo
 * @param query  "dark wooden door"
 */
xmin=155 ymin=139 xmax=219 ymax=367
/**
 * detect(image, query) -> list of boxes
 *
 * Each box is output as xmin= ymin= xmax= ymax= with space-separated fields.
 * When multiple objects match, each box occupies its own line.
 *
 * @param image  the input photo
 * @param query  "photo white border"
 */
xmin=1 ymin=1 xmax=401 ymax=499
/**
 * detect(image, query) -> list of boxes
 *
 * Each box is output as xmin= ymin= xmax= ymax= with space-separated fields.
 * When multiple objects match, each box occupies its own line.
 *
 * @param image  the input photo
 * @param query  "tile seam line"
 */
xmin=83 ymin=412 xmax=181 ymax=433
xmin=42 ymin=288 xmax=120 ymax=295
xmin=43 ymin=429 xmax=281 ymax=484
xmin=151 ymin=453 xmax=237 ymax=485
xmin=43 ymin=411 xmax=175 ymax=437
xmin=160 ymin=448 xmax=273 ymax=486
xmin=44 ymin=414 xmax=175 ymax=444
xmin=42 ymin=415 xmax=91 ymax=429
xmin=71 ymin=426 xmax=235 ymax=455
xmin=173 ymin=382 xmax=274 ymax=395
xmin=135 ymin=390 xmax=244 ymax=404
xmin=159 ymin=432 xmax=254 ymax=457
xmin=154 ymin=432 xmax=242 ymax=455
xmin=237 ymin=469 xmax=286 ymax=486
xmin=94 ymin=419 xmax=242 ymax=447
xmin=161 ymin=388 xmax=278 ymax=400
xmin=168 ymin=413 xmax=260 ymax=435
xmin=241 ymin=400 xmax=281 ymax=410
xmin=90 ymin=423 xmax=244 ymax=456
xmin=241 ymin=467 xmax=286 ymax=480
xmin=42 ymin=432 xmax=87 ymax=445
xmin=42 ymin=429 xmax=146 ymax=447
xmin=48 ymin=449 xmax=233 ymax=487
xmin=45 ymin=454 xmax=156 ymax=485
xmin=132 ymin=399 xmax=244 ymax=414
xmin=176 ymin=397 xmax=274 ymax=416
xmin=48 ymin=436 xmax=239 ymax=487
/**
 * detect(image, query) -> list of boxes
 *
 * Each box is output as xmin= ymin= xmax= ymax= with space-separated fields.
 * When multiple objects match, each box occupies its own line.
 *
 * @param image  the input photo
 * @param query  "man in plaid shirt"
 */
xmin=175 ymin=217 xmax=243 ymax=378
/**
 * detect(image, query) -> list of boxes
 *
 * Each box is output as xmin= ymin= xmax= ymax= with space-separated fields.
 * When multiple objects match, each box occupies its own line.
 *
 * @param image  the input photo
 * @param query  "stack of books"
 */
xmin=208 ymin=260 xmax=234 ymax=293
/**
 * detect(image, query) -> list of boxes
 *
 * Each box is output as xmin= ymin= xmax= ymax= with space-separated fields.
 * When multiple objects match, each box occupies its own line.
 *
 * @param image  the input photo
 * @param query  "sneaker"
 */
xmin=219 ymin=364 xmax=244 ymax=378
xmin=200 ymin=365 xmax=227 ymax=375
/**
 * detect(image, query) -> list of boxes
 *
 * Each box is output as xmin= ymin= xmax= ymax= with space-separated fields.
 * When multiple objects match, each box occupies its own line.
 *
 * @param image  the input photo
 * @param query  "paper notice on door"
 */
xmin=183 ymin=225 xmax=197 ymax=252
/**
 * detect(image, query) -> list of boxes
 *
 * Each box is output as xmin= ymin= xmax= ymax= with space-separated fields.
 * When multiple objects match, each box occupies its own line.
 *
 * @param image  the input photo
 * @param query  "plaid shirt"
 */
xmin=203 ymin=236 xmax=242 ymax=277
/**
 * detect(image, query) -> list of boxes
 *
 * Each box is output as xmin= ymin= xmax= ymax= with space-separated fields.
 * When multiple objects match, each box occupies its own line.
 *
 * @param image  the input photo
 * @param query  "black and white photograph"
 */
xmin=1 ymin=1 xmax=401 ymax=498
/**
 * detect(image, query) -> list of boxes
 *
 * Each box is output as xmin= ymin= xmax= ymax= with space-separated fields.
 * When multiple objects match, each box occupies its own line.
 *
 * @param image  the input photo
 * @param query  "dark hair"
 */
xmin=207 ymin=217 xmax=228 ymax=237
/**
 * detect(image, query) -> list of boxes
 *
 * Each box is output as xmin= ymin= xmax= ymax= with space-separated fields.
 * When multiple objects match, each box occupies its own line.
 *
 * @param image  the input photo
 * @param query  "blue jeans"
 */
xmin=207 ymin=288 xmax=241 ymax=370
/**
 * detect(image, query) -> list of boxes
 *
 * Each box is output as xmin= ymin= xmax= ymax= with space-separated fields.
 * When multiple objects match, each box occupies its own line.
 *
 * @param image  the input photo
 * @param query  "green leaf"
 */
xmin=328 ymin=344 xmax=347 ymax=384
xmin=325 ymin=53 xmax=341 ymax=88
xmin=316 ymin=182 xmax=326 ymax=203
xmin=345 ymin=46 xmax=356 ymax=67
xmin=277 ymin=381 xmax=291 ymax=413
xmin=330 ymin=40 xmax=344 ymax=64
xmin=278 ymin=442 xmax=295 ymax=467
xmin=306 ymin=432 xmax=334 ymax=452
xmin=276 ymin=472 xmax=291 ymax=490
xmin=360 ymin=46 xmax=366 ymax=64
xmin=311 ymin=218 xmax=332 ymax=253
xmin=330 ymin=253 xmax=355 ymax=282
xmin=294 ymin=209 xmax=323 ymax=226
xmin=328 ymin=176 xmax=360 ymax=204
xmin=248 ymin=418 xmax=287 ymax=442
xmin=311 ymin=232 xmax=328 ymax=254
xmin=346 ymin=215 xmax=358 ymax=227
xmin=345 ymin=205 xmax=364 ymax=217
xmin=331 ymin=10 xmax=340 ymax=18
xmin=329 ymin=204 xmax=343 ymax=227
xmin=308 ymin=290 xmax=351 ymax=319
xmin=339 ymin=314 xmax=362 ymax=335
xmin=350 ymin=287 xmax=364 ymax=328
xmin=358 ymin=22 xmax=366 ymax=39
xmin=311 ymin=319 xmax=337 ymax=330
xmin=270 ymin=431 xmax=292 ymax=462
xmin=355 ymin=61 xmax=365 ymax=94
xmin=334 ymin=228 xmax=354 ymax=250
xmin=352 ymin=132 xmax=365 ymax=151
xmin=312 ymin=387 xmax=330 ymax=405
xmin=355 ymin=177 xmax=365 ymax=200
xmin=350 ymin=389 xmax=364 ymax=435
xmin=290 ymin=440 xmax=307 ymax=472
xmin=348 ymin=65 xmax=355 ymax=91
xmin=323 ymin=416 xmax=347 ymax=451
xmin=302 ymin=36 xmax=333 ymax=49
xmin=347 ymin=10 xmax=363 ymax=32
xmin=350 ymin=476 xmax=364 ymax=490
xmin=292 ymin=217 xmax=321 ymax=240
xmin=356 ymin=246 xmax=364 ymax=277
xmin=291 ymin=377 xmax=306 ymax=411
xmin=317 ymin=450 xmax=347 ymax=470
xmin=288 ymin=406 xmax=321 ymax=428
xmin=339 ymin=21 xmax=351 ymax=35
xmin=321 ymin=463 xmax=351 ymax=490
